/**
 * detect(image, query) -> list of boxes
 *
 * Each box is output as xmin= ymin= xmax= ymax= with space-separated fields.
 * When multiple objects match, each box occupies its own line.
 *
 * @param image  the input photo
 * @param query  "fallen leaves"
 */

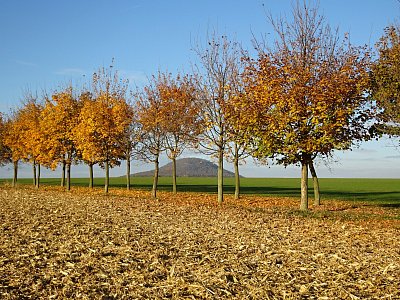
xmin=0 ymin=187 xmax=399 ymax=299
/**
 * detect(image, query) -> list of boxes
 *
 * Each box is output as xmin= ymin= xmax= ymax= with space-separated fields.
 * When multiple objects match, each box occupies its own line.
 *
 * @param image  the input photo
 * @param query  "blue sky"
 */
xmin=0 ymin=0 xmax=399 ymax=178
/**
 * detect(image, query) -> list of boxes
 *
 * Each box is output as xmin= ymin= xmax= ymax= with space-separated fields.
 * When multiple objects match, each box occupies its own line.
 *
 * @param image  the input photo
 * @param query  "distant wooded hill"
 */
xmin=131 ymin=157 xmax=238 ymax=177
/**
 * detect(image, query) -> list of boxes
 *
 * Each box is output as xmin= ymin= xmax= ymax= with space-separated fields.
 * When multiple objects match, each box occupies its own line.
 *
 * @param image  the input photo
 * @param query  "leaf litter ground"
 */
xmin=0 ymin=186 xmax=399 ymax=299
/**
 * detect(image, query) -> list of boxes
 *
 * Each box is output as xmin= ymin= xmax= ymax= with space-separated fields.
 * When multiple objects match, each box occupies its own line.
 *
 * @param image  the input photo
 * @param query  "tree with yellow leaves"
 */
xmin=0 ymin=113 xmax=11 ymax=168
xmin=40 ymin=86 xmax=81 ymax=190
xmin=232 ymin=1 xmax=372 ymax=210
xmin=73 ymin=64 xmax=130 ymax=193
xmin=371 ymin=24 xmax=400 ymax=142
xmin=3 ymin=96 xmax=43 ymax=187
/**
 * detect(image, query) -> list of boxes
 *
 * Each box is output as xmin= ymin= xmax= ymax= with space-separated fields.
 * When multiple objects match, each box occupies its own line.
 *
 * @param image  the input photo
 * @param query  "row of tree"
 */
xmin=0 ymin=1 xmax=398 ymax=210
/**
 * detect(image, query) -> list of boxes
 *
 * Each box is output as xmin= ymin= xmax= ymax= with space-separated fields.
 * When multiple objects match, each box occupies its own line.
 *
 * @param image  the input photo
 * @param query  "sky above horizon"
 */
xmin=0 ymin=0 xmax=399 ymax=179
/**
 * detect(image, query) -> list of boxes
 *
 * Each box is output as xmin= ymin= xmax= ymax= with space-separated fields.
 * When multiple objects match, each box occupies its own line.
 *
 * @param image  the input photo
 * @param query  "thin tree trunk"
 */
xmin=172 ymin=156 xmax=177 ymax=194
xmin=36 ymin=164 xmax=41 ymax=189
xmin=126 ymin=156 xmax=131 ymax=190
xmin=152 ymin=154 xmax=159 ymax=199
xmin=12 ymin=160 xmax=18 ymax=188
xmin=300 ymin=161 xmax=309 ymax=211
xmin=105 ymin=160 xmax=109 ymax=194
xmin=309 ymin=161 xmax=320 ymax=206
xmin=61 ymin=160 xmax=66 ymax=187
xmin=217 ymin=148 xmax=224 ymax=204
xmin=89 ymin=163 xmax=94 ymax=189
xmin=234 ymin=144 xmax=240 ymax=200
xmin=32 ymin=161 xmax=37 ymax=187
xmin=66 ymin=163 xmax=71 ymax=191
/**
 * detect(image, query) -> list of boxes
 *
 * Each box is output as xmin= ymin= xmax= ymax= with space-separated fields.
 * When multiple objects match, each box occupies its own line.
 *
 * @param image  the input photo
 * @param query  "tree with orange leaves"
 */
xmin=136 ymin=75 xmax=167 ymax=199
xmin=232 ymin=1 xmax=372 ymax=210
xmin=40 ymin=86 xmax=81 ymax=190
xmin=158 ymin=72 xmax=202 ymax=194
xmin=3 ymin=95 xmax=43 ymax=187
xmin=0 ymin=113 xmax=11 ymax=171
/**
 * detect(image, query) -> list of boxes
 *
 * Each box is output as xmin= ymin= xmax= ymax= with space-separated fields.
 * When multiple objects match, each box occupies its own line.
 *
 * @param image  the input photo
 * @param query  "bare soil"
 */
xmin=1 ymin=187 xmax=399 ymax=299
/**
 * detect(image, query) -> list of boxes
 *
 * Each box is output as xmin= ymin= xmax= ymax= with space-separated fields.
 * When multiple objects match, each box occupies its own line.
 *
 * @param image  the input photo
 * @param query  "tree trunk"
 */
xmin=300 ymin=161 xmax=309 ymax=211
xmin=217 ymin=148 xmax=224 ymax=204
xmin=66 ymin=163 xmax=71 ymax=191
xmin=152 ymin=154 xmax=159 ymax=199
xmin=105 ymin=160 xmax=109 ymax=194
xmin=309 ymin=161 xmax=320 ymax=206
xmin=89 ymin=163 xmax=94 ymax=189
xmin=32 ymin=161 xmax=37 ymax=187
xmin=12 ymin=160 xmax=18 ymax=188
xmin=172 ymin=156 xmax=177 ymax=194
xmin=61 ymin=160 xmax=66 ymax=187
xmin=126 ymin=156 xmax=131 ymax=190
xmin=36 ymin=164 xmax=41 ymax=189
xmin=234 ymin=144 xmax=240 ymax=200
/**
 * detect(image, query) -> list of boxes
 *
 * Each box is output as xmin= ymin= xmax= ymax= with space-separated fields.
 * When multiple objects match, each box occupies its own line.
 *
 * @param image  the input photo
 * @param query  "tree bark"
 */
xmin=89 ymin=163 xmax=94 ymax=189
xmin=126 ymin=156 xmax=131 ymax=190
xmin=172 ymin=156 xmax=177 ymax=194
xmin=66 ymin=163 xmax=71 ymax=191
xmin=36 ymin=164 xmax=41 ymax=189
xmin=309 ymin=161 xmax=320 ymax=206
xmin=61 ymin=160 xmax=66 ymax=187
xmin=105 ymin=160 xmax=109 ymax=194
xmin=217 ymin=148 xmax=224 ymax=204
xmin=300 ymin=161 xmax=309 ymax=211
xmin=12 ymin=160 xmax=18 ymax=188
xmin=152 ymin=154 xmax=159 ymax=199
xmin=32 ymin=161 xmax=37 ymax=187
xmin=234 ymin=143 xmax=240 ymax=200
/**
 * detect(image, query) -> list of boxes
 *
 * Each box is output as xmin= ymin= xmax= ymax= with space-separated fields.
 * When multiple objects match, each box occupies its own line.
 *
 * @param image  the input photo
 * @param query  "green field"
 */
xmin=1 ymin=176 xmax=399 ymax=205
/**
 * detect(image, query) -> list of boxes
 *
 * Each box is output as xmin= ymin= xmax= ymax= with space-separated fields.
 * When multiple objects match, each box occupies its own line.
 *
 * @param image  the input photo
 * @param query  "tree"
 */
xmin=136 ymin=75 xmax=167 ymax=199
xmin=371 ymin=24 xmax=400 ymax=142
xmin=224 ymin=70 xmax=251 ymax=200
xmin=3 ymin=96 xmax=44 ymax=188
xmin=0 ymin=113 xmax=11 ymax=168
xmin=232 ymin=1 xmax=372 ymax=210
xmin=158 ymin=72 xmax=202 ymax=194
xmin=40 ymin=86 xmax=81 ymax=190
xmin=73 ymin=64 xmax=129 ymax=194
xmin=194 ymin=33 xmax=242 ymax=204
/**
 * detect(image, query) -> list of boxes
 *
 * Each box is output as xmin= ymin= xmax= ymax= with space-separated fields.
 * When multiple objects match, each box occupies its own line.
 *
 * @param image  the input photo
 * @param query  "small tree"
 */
xmin=0 ymin=113 xmax=11 ymax=169
xmin=158 ymin=72 xmax=202 ymax=194
xmin=194 ymin=33 xmax=242 ymax=204
xmin=136 ymin=76 xmax=167 ymax=199
xmin=371 ymin=24 xmax=400 ymax=141
xmin=73 ymin=64 xmax=129 ymax=193
xmin=40 ymin=86 xmax=81 ymax=190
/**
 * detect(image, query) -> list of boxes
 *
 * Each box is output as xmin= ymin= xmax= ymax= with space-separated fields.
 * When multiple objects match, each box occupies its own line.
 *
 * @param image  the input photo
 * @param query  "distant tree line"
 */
xmin=0 ymin=1 xmax=398 ymax=210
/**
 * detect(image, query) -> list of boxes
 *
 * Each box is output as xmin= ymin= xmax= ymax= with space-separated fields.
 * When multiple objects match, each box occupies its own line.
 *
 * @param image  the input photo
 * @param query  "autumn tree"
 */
xmin=0 ymin=113 xmax=11 ymax=168
xmin=371 ymin=24 xmax=400 ymax=142
xmin=233 ymin=1 xmax=372 ymax=210
xmin=2 ymin=97 xmax=43 ymax=187
xmin=158 ymin=72 xmax=202 ymax=194
xmin=223 ymin=68 xmax=251 ymax=200
xmin=40 ymin=86 xmax=81 ymax=190
xmin=73 ymin=65 xmax=130 ymax=193
xmin=136 ymin=75 xmax=167 ymax=199
xmin=194 ymin=33 xmax=242 ymax=204
xmin=72 ymin=92 xmax=99 ymax=188
xmin=2 ymin=114 xmax=23 ymax=187
xmin=115 ymin=96 xmax=136 ymax=190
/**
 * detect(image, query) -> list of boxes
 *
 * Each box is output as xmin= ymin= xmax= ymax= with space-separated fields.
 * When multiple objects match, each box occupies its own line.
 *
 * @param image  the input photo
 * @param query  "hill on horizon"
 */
xmin=131 ymin=157 xmax=238 ymax=177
